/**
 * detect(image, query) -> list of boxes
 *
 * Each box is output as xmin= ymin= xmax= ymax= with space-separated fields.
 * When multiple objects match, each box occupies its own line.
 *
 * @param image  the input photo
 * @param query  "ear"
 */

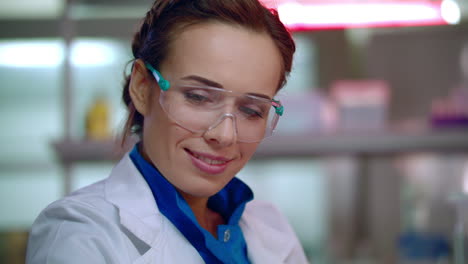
xmin=129 ymin=59 xmax=153 ymax=116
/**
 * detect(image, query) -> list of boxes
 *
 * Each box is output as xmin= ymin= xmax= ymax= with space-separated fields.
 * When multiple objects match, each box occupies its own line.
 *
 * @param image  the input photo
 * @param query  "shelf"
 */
xmin=0 ymin=17 xmax=140 ymax=39
xmin=52 ymin=128 xmax=468 ymax=163
xmin=52 ymin=139 xmax=127 ymax=164
xmin=255 ymin=128 xmax=468 ymax=158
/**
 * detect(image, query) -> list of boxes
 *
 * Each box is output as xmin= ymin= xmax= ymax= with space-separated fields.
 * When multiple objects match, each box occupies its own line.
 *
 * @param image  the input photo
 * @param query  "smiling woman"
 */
xmin=26 ymin=0 xmax=307 ymax=263
xmin=134 ymin=22 xmax=282 ymax=200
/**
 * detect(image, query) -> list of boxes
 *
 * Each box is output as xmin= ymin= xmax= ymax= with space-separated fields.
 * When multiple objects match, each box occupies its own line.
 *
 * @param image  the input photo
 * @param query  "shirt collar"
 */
xmin=129 ymin=144 xmax=253 ymax=263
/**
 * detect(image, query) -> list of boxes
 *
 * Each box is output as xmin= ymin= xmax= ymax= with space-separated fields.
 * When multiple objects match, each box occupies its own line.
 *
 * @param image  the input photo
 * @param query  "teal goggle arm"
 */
xmin=145 ymin=62 xmax=171 ymax=91
xmin=272 ymin=100 xmax=284 ymax=116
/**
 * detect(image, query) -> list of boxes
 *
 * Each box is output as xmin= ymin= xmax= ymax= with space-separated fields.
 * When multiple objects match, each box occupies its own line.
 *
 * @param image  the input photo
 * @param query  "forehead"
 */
xmin=161 ymin=22 xmax=283 ymax=98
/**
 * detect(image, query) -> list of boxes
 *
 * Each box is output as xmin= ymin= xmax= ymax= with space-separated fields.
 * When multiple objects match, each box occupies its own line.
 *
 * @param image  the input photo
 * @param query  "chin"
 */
xmin=182 ymin=170 xmax=235 ymax=197
xmin=180 ymin=182 xmax=225 ymax=198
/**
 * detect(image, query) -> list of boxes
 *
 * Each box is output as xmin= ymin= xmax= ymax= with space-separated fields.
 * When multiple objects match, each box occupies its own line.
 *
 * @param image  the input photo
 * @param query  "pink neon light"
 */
xmin=261 ymin=0 xmax=446 ymax=30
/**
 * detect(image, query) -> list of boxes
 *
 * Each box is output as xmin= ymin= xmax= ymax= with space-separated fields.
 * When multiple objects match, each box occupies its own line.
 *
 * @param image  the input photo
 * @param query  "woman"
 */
xmin=27 ymin=0 xmax=308 ymax=263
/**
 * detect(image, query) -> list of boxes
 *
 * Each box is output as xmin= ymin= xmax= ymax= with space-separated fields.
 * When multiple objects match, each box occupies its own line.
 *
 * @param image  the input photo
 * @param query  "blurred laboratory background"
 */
xmin=1 ymin=0 xmax=468 ymax=263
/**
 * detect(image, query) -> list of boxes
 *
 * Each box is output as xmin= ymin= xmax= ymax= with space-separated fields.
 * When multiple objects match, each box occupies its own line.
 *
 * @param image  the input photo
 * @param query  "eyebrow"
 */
xmin=181 ymin=75 xmax=223 ymax=88
xmin=180 ymin=75 xmax=272 ymax=100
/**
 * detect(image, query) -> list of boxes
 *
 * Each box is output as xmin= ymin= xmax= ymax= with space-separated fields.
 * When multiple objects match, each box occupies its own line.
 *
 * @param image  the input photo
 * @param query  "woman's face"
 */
xmin=140 ymin=22 xmax=282 ymax=199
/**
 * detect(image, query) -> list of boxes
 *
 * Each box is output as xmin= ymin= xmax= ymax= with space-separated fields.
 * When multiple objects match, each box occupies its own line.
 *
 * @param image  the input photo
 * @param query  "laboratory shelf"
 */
xmin=0 ymin=17 xmax=141 ymax=39
xmin=255 ymin=128 xmax=468 ymax=158
xmin=52 ymin=128 xmax=468 ymax=163
xmin=52 ymin=139 xmax=126 ymax=164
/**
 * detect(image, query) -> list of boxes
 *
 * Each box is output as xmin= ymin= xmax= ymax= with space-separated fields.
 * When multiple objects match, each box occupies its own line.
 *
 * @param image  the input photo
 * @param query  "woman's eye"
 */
xmin=184 ymin=91 xmax=210 ymax=103
xmin=240 ymin=105 xmax=264 ymax=119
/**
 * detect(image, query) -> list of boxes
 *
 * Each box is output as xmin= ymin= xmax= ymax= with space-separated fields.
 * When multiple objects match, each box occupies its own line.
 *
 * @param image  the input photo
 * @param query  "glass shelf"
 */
xmin=52 ymin=128 xmax=468 ymax=163
xmin=52 ymin=139 xmax=126 ymax=164
xmin=256 ymin=128 xmax=468 ymax=158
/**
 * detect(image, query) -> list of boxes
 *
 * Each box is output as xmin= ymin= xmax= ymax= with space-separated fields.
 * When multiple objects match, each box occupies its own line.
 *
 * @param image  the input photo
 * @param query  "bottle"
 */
xmin=85 ymin=95 xmax=111 ymax=141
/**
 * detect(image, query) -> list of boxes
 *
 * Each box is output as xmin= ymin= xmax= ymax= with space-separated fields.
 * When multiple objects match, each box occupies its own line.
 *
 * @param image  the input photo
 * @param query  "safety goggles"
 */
xmin=146 ymin=62 xmax=284 ymax=143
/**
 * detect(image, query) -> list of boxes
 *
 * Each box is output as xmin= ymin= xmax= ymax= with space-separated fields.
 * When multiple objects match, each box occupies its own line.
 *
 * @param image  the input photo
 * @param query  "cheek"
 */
xmin=143 ymin=97 xmax=174 ymax=151
xmin=146 ymin=106 xmax=190 ymax=146
xmin=239 ymin=143 xmax=259 ymax=162
xmin=142 ymin=106 xmax=193 ymax=174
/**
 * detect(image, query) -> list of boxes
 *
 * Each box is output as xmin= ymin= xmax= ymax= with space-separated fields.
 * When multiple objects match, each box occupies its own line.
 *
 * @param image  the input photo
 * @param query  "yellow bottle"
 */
xmin=85 ymin=96 xmax=111 ymax=141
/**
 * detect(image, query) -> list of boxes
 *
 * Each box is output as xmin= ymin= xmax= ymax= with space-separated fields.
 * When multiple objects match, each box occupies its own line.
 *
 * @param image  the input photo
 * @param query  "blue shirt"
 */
xmin=129 ymin=145 xmax=253 ymax=264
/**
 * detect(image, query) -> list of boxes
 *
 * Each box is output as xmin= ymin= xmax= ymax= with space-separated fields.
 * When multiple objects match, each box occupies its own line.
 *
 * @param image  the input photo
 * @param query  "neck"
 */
xmin=183 ymin=193 xmax=209 ymax=221
xmin=180 ymin=192 xmax=225 ymax=238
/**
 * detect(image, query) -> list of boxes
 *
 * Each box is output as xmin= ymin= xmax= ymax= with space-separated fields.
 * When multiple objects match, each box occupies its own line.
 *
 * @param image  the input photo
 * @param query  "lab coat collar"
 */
xmin=241 ymin=203 xmax=297 ymax=263
xmin=104 ymin=154 xmax=164 ymax=247
xmin=103 ymin=153 xmax=298 ymax=262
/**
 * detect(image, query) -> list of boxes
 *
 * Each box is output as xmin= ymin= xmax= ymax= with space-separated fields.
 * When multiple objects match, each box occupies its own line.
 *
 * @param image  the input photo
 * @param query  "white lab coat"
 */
xmin=26 ymin=154 xmax=309 ymax=264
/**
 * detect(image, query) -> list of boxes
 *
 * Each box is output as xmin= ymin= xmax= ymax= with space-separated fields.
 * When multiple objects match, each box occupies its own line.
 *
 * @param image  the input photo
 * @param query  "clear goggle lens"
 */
xmin=160 ymin=85 xmax=282 ymax=143
xmin=144 ymin=62 xmax=283 ymax=143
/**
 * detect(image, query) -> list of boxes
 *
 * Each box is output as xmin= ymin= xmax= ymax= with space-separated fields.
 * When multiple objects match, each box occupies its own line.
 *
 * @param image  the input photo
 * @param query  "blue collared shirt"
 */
xmin=130 ymin=145 xmax=253 ymax=264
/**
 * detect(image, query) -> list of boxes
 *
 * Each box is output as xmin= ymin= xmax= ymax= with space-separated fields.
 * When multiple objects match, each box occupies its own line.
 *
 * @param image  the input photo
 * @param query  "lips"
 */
xmin=185 ymin=148 xmax=232 ymax=174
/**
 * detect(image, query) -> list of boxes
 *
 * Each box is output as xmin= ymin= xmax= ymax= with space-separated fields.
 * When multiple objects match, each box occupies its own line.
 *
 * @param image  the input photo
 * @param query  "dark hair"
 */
xmin=121 ymin=0 xmax=295 ymax=143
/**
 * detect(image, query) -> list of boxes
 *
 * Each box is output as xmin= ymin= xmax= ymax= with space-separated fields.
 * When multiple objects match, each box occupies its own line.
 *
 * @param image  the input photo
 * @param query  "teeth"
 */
xmin=193 ymin=153 xmax=226 ymax=165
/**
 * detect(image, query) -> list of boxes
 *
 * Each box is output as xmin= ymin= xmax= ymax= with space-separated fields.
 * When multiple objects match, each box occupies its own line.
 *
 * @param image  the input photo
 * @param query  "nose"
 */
xmin=203 ymin=114 xmax=237 ymax=147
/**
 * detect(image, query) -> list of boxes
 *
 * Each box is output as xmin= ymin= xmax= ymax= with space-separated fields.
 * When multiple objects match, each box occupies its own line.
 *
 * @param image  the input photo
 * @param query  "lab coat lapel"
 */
xmin=104 ymin=155 xmax=163 ymax=247
xmin=240 ymin=205 xmax=295 ymax=263
xmin=103 ymin=154 xmax=299 ymax=263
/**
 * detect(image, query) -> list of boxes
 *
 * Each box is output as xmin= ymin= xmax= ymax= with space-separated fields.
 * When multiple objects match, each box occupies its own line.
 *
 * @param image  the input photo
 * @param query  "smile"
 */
xmin=185 ymin=149 xmax=232 ymax=174
xmin=191 ymin=152 xmax=227 ymax=165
